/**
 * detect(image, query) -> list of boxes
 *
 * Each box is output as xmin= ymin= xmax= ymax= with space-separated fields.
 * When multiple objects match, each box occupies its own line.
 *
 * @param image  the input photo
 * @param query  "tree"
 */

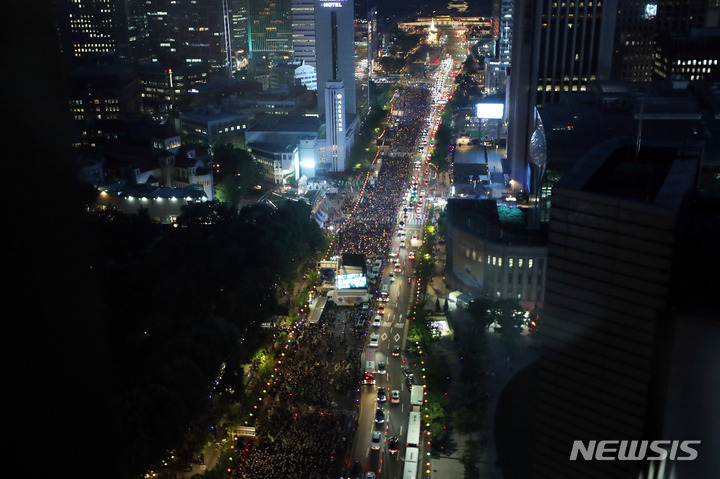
xmin=466 ymin=298 xmax=495 ymax=330
xmin=461 ymin=439 xmax=481 ymax=479
xmin=494 ymin=299 xmax=526 ymax=354
xmin=213 ymin=144 xmax=264 ymax=206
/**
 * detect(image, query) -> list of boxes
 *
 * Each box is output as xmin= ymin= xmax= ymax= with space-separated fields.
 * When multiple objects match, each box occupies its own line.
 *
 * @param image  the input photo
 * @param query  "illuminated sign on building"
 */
xmin=321 ymin=0 xmax=345 ymax=7
xmin=476 ymin=102 xmax=504 ymax=119
xmin=644 ymin=3 xmax=657 ymax=19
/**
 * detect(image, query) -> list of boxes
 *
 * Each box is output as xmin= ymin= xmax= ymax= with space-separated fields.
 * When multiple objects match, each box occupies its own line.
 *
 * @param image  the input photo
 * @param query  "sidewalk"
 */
xmin=423 ymin=263 xmax=539 ymax=479
xmin=177 ymin=442 xmax=221 ymax=479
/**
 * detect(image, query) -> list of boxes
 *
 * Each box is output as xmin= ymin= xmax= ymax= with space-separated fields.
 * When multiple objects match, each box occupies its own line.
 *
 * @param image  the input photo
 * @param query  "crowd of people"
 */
xmin=334 ymin=86 xmax=431 ymax=259
xmin=231 ymin=86 xmax=432 ymax=479
xmin=233 ymin=310 xmax=364 ymax=479
xmin=235 ymin=406 xmax=355 ymax=479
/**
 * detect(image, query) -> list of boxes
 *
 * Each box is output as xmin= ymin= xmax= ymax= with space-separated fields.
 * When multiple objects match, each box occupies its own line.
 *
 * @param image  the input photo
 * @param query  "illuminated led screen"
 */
xmin=336 ymin=273 xmax=367 ymax=289
xmin=476 ymin=103 xmax=504 ymax=119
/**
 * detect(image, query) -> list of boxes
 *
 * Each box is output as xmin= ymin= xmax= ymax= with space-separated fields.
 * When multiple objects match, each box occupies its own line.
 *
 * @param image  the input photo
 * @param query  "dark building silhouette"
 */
xmin=143 ymin=0 xmax=229 ymax=72
xmin=532 ymin=135 xmax=720 ymax=478
xmin=53 ymin=0 xmax=229 ymax=73
xmin=69 ymin=57 xmax=142 ymax=125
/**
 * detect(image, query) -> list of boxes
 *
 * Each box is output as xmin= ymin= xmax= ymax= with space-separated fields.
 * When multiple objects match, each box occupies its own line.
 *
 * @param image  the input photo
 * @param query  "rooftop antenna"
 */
xmin=634 ymin=98 xmax=644 ymax=165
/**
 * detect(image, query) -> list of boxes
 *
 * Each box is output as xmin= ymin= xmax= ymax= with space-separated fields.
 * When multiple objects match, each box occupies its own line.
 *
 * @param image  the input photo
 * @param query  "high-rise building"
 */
xmin=612 ymin=0 xmax=719 ymax=82
xmin=292 ymin=0 xmax=316 ymax=67
xmin=144 ymin=0 xmax=228 ymax=72
xmin=653 ymin=28 xmax=720 ymax=82
xmin=506 ymin=0 xmax=617 ymax=191
xmin=54 ymin=0 xmax=138 ymax=68
xmin=532 ymin=135 xmax=715 ymax=479
xmin=497 ymin=0 xmax=513 ymax=66
xmin=484 ymin=0 xmax=513 ymax=96
xmin=69 ymin=57 xmax=142 ymax=124
xmin=323 ymin=80 xmax=348 ymax=171
xmin=367 ymin=6 xmax=379 ymax=74
xmin=310 ymin=0 xmax=358 ymax=173
xmin=314 ymin=0 xmax=356 ymax=115
xmin=248 ymin=0 xmax=293 ymax=64
xmin=228 ymin=0 xmax=250 ymax=66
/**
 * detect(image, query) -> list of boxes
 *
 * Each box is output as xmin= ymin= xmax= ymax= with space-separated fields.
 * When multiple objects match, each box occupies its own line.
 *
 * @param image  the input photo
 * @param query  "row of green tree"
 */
xmin=347 ymin=81 xmax=397 ymax=171
xmin=405 ymin=226 xmax=454 ymax=453
xmin=81 ymin=197 xmax=326 ymax=478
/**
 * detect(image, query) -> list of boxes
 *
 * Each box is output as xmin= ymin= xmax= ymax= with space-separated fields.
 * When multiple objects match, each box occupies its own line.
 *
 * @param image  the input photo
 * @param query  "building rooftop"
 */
xmin=248 ymin=115 xmax=321 ymax=133
xmin=537 ymin=80 xmax=720 ymax=173
xmin=180 ymin=108 xmax=246 ymax=122
xmin=556 ymin=137 xmax=701 ymax=209
xmin=247 ymin=142 xmax=295 ymax=154
xmin=100 ymin=182 xmax=207 ymax=200
xmin=447 ymin=198 xmax=547 ymax=246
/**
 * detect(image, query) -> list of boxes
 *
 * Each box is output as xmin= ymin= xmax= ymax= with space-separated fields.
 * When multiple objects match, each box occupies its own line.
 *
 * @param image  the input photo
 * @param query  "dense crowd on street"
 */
xmin=233 ymin=310 xmax=363 ymax=479
xmin=231 ymin=86 xmax=431 ymax=479
xmin=335 ymin=86 xmax=431 ymax=258
xmin=235 ymin=406 xmax=355 ymax=479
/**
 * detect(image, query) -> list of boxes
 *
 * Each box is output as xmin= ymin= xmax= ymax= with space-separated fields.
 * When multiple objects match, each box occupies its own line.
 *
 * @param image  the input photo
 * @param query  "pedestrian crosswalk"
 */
xmin=398 ymin=215 xmax=424 ymax=227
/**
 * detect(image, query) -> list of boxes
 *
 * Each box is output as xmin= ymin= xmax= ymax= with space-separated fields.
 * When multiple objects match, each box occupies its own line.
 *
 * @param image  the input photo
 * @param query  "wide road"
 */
xmin=349 ymin=25 xmax=467 ymax=479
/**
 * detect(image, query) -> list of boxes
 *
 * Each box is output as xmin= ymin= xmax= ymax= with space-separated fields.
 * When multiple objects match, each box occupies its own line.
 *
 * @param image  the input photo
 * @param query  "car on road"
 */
xmin=377 ymin=303 xmax=385 ymax=313
xmin=377 ymin=386 xmax=387 ymax=402
xmin=365 ymin=473 xmax=376 ymax=479
xmin=416 ymin=213 xmax=422 ymax=219
xmin=391 ymin=390 xmax=400 ymax=403
xmin=375 ymin=407 xmax=385 ymax=424
xmin=372 ymin=315 xmax=382 ymax=327
xmin=406 ymin=374 xmax=416 ymax=390
xmin=407 ymin=251 xmax=415 ymax=260
xmin=388 ymin=272 xmax=395 ymax=282
xmin=402 ymin=365 xmax=412 ymax=377
xmin=371 ymin=430 xmax=382 ymax=450
xmin=369 ymin=333 xmax=379 ymax=347
xmin=391 ymin=345 xmax=400 ymax=356
xmin=378 ymin=361 xmax=386 ymax=375
xmin=388 ymin=437 xmax=400 ymax=454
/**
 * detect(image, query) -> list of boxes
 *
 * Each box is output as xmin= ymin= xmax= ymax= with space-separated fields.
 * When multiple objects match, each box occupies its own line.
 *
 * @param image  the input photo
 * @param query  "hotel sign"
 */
xmin=320 ymin=0 xmax=345 ymax=7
